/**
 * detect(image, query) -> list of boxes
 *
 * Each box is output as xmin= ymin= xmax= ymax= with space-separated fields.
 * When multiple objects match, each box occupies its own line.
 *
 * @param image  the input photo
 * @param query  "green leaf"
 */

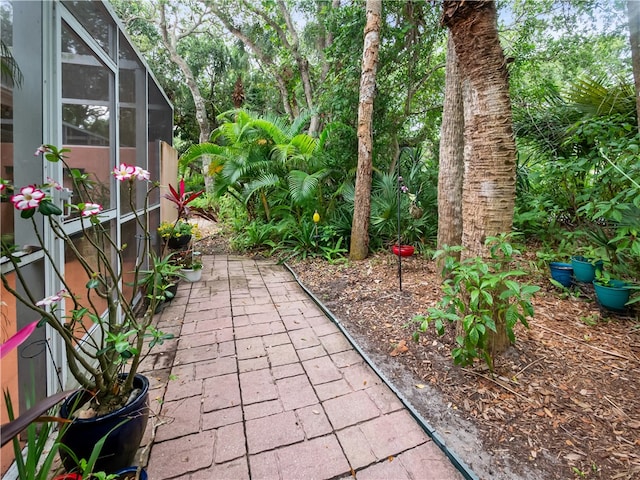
xmin=86 ymin=278 xmax=100 ymax=289
xmin=485 ymin=317 xmax=497 ymax=333
xmin=38 ymin=200 xmax=62 ymax=216
xmin=468 ymin=327 xmax=479 ymax=346
xmin=20 ymin=209 xmax=36 ymax=219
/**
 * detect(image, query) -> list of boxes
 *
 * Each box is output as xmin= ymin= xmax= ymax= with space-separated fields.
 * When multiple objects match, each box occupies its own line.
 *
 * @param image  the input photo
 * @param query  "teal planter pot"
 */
xmin=549 ymin=262 xmax=573 ymax=287
xmin=571 ymin=256 xmax=603 ymax=283
xmin=593 ymin=280 xmax=630 ymax=311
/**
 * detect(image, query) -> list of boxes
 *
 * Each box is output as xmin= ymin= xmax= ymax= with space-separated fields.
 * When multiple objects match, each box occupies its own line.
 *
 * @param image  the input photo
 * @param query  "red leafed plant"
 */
xmin=164 ymin=179 xmax=204 ymax=220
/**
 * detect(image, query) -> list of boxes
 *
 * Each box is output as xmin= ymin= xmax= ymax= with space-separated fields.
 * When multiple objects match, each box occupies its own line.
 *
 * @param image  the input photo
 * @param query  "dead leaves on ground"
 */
xmin=290 ymin=253 xmax=640 ymax=479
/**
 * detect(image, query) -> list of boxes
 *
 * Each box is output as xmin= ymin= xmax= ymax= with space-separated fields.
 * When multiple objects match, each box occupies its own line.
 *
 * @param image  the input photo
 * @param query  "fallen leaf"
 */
xmin=415 ymin=384 xmax=425 ymax=389
xmin=564 ymin=453 xmax=583 ymax=462
xmin=390 ymin=340 xmax=409 ymax=356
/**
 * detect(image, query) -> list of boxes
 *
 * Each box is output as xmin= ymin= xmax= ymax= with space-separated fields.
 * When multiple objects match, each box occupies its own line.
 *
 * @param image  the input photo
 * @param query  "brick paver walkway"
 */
xmin=140 ymin=255 xmax=464 ymax=480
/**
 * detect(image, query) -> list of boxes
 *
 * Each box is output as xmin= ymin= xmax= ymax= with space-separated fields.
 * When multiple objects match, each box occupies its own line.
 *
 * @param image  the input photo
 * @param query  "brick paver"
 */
xmin=144 ymin=255 xmax=465 ymax=480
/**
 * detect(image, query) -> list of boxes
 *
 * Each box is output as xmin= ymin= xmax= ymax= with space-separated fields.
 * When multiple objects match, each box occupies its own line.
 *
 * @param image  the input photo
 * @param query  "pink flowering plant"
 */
xmin=0 ymin=145 xmax=173 ymax=415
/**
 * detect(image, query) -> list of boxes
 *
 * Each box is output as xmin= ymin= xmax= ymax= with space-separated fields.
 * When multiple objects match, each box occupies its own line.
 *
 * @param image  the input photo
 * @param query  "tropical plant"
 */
xmin=0 ymin=322 xmax=116 ymax=479
xmin=180 ymin=110 xmax=350 ymax=223
xmin=412 ymin=236 xmax=540 ymax=371
xmin=157 ymin=220 xmax=199 ymax=240
xmin=163 ymin=178 xmax=204 ymax=219
xmin=0 ymin=145 xmax=173 ymax=417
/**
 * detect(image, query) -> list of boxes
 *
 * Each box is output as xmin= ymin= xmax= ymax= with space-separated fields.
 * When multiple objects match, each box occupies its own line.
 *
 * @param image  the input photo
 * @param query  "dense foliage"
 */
xmin=116 ymin=0 xmax=638 ymax=280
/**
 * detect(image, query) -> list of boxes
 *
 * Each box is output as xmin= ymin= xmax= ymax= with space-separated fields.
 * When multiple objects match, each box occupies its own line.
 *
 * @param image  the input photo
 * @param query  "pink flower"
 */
xmin=36 ymin=289 xmax=67 ymax=308
xmin=134 ymin=166 xmax=150 ymax=181
xmin=34 ymin=145 xmax=50 ymax=156
xmin=46 ymin=177 xmax=64 ymax=191
xmin=81 ymin=203 xmax=103 ymax=217
xmin=113 ymin=164 xmax=136 ymax=181
xmin=0 ymin=182 xmax=5 ymax=193
xmin=10 ymin=185 xmax=45 ymax=210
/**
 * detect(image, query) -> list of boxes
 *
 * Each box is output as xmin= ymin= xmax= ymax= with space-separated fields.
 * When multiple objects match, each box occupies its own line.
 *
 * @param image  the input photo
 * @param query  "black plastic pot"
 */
xmin=167 ymin=234 xmax=191 ymax=249
xmin=59 ymin=374 xmax=150 ymax=474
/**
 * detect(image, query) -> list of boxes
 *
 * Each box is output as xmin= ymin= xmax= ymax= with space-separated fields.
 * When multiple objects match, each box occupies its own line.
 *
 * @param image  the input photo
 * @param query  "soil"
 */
xmin=194 ymin=224 xmax=640 ymax=480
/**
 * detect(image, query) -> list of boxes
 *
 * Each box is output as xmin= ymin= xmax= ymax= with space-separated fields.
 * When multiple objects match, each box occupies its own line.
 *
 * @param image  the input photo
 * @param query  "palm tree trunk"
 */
xmin=437 ymin=33 xmax=464 ymax=266
xmin=442 ymin=0 xmax=517 ymax=354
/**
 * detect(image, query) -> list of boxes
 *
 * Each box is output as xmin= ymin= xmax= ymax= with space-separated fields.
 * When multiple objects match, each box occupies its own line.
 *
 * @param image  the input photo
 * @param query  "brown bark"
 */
xmin=211 ymin=5 xmax=296 ymax=120
xmin=442 ymin=0 xmax=516 ymax=259
xmin=442 ymin=1 xmax=517 ymax=355
xmin=436 ymin=33 xmax=464 ymax=266
xmin=158 ymin=4 xmax=210 ymax=144
xmin=350 ymin=0 xmax=382 ymax=260
xmin=627 ymin=0 xmax=640 ymax=132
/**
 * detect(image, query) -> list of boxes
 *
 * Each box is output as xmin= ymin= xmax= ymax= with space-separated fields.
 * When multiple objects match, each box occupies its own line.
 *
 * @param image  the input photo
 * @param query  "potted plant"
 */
xmin=571 ymin=255 xmax=604 ymax=283
xmin=159 ymin=179 xmax=204 ymax=251
xmin=593 ymin=271 xmax=632 ymax=311
xmin=138 ymin=252 xmax=183 ymax=310
xmin=549 ymin=261 xmax=573 ymax=287
xmin=172 ymin=247 xmax=203 ymax=282
xmin=158 ymin=220 xmax=198 ymax=250
xmin=0 ymin=146 xmax=174 ymax=473
xmin=1 ymin=322 xmax=118 ymax=480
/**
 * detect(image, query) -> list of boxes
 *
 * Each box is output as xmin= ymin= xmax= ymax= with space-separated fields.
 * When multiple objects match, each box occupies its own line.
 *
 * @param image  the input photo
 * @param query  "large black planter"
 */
xmin=59 ymin=374 xmax=150 ymax=474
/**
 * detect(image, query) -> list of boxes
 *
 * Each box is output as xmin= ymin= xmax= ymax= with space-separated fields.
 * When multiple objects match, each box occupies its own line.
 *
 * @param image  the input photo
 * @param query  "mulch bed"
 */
xmin=196 ymin=227 xmax=640 ymax=480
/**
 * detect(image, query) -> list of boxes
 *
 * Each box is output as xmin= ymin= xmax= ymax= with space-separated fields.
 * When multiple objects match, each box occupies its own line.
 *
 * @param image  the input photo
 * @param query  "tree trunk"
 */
xmin=211 ymin=5 xmax=296 ymax=120
xmin=158 ymin=5 xmax=210 ymax=144
xmin=158 ymin=4 xmax=212 ymax=190
xmin=627 ymin=0 xmax=640 ymax=132
xmin=350 ymin=0 xmax=382 ymax=260
xmin=442 ymin=1 xmax=517 ymax=355
xmin=436 ymin=33 xmax=464 ymax=268
xmin=276 ymin=0 xmax=320 ymax=136
xmin=442 ymin=0 xmax=516 ymax=258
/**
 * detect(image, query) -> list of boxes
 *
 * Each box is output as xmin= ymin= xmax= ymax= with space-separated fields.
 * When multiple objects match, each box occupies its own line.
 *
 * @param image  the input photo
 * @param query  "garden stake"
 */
xmin=397 ymin=162 xmax=402 ymax=291
xmin=313 ymin=210 xmax=320 ymax=252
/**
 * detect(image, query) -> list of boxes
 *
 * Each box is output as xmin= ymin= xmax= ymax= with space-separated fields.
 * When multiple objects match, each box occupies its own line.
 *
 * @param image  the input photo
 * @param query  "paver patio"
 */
xmin=139 ymin=255 xmax=464 ymax=480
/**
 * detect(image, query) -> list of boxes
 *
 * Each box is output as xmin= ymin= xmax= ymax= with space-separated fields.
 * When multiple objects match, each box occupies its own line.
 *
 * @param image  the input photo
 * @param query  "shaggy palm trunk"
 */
xmin=350 ymin=0 xmax=382 ymax=260
xmin=437 ymin=33 xmax=465 ymax=269
xmin=442 ymin=0 xmax=517 ymax=355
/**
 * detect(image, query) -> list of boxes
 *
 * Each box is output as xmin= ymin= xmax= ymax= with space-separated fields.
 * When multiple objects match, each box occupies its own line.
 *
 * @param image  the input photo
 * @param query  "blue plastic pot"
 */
xmin=593 ymin=280 xmax=630 ymax=311
xmin=571 ymin=256 xmax=603 ymax=283
xmin=549 ymin=262 xmax=573 ymax=287
xmin=114 ymin=467 xmax=148 ymax=480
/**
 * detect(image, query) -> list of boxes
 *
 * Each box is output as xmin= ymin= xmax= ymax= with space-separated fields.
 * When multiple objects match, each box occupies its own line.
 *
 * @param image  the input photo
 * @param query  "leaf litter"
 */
xmin=288 ymin=252 xmax=640 ymax=480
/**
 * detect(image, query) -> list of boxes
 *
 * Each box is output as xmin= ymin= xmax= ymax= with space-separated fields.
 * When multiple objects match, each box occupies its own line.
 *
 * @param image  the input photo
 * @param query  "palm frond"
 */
xmin=0 ymin=40 xmax=23 ymax=87
xmin=287 ymin=169 xmax=327 ymax=204
xmin=179 ymin=143 xmax=225 ymax=167
xmin=243 ymin=173 xmax=281 ymax=204
xmin=564 ymin=75 xmax=635 ymax=117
